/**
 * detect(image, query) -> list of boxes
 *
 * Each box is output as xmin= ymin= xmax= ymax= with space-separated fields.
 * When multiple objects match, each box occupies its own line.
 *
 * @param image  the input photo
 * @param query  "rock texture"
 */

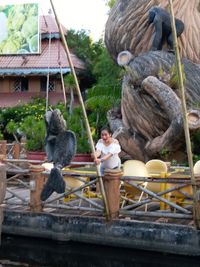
xmin=108 ymin=51 xmax=200 ymax=160
xmin=105 ymin=0 xmax=200 ymax=64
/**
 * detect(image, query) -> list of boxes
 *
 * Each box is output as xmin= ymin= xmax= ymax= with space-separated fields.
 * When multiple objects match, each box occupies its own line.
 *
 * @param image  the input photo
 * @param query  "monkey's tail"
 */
xmin=40 ymin=167 xmax=66 ymax=201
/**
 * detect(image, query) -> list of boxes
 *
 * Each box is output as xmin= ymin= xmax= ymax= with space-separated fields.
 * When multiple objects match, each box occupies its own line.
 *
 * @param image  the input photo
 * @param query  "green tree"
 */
xmin=85 ymin=48 xmax=122 ymax=132
xmin=66 ymin=29 xmax=103 ymax=92
xmin=66 ymin=28 xmax=123 ymax=135
xmin=106 ymin=0 xmax=116 ymax=8
xmin=64 ymin=73 xmax=76 ymax=116
xmin=67 ymin=29 xmax=103 ymax=62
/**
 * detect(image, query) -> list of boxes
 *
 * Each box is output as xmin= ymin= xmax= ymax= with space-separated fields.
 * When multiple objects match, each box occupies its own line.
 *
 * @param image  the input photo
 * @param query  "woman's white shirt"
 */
xmin=96 ymin=139 xmax=121 ymax=169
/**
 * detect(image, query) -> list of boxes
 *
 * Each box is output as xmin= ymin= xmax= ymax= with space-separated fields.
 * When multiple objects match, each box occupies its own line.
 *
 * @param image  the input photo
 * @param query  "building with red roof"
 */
xmin=0 ymin=15 xmax=85 ymax=107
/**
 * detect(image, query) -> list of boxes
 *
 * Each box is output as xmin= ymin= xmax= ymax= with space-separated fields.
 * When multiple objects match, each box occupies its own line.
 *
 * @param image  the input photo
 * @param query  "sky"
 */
xmin=3 ymin=0 xmax=109 ymax=41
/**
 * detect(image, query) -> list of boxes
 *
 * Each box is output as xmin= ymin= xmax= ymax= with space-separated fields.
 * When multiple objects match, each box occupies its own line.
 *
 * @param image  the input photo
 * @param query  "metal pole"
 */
xmin=49 ymin=0 xmax=110 ymax=220
xmin=168 ymin=0 xmax=200 ymax=228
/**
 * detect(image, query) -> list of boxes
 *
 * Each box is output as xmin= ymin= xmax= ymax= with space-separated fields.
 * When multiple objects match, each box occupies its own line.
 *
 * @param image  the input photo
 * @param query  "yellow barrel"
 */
xmin=169 ymin=165 xmax=193 ymax=201
xmin=145 ymin=159 xmax=168 ymax=193
xmin=62 ymin=168 xmax=95 ymax=189
xmin=123 ymin=160 xmax=148 ymax=198
xmin=64 ymin=176 xmax=87 ymax=188
xmin=194 ymin=160 xmax=200 ymax=175
xmin=63 ymin=169 xmax=91 ymax=203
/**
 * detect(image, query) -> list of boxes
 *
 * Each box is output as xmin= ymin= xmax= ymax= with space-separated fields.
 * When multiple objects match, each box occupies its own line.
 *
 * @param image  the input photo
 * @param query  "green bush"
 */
xmin=0 ymin=96 xmax=113 ymax=153
xmin=0 ymin=97 xmax=46 ymax=127
xmin=19 ymin=115 xmax=46 ymax=151
xmin=0 ymin=131 xmax=4 ymax=140
xmin=6 ymin=116 xmax=46 ymax=151
xmin=65 ymin=107 xmax=91 ymax=153
xmin=0 ymin=99 xmax=93 ymax=153
xmin=0 ymin=98 xmax=46 ymax=150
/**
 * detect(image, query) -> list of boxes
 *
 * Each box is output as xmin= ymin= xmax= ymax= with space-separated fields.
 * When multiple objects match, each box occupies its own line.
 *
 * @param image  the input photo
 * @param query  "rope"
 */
xmin=45 ymin=31 xmax=52 ymax=113
xmin=58 ymin=41 xmax=67 ymax=106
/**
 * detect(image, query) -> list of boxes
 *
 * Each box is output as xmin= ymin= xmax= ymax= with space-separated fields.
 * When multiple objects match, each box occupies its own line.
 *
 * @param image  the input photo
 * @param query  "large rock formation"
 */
xmin=105 ymin=0 xmax=200 ymax=161
xmin=109 ymin=51 xmax=200 ymax=161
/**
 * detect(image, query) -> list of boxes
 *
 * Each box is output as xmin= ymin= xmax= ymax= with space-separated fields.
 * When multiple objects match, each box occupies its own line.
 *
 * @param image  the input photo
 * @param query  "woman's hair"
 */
xmin=100 ymin=126 xmax=112 ymax=135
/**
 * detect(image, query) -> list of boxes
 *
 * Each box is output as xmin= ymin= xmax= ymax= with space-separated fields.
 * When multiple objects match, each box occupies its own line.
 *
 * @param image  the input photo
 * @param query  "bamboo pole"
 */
xmin=48 ymin=0 xmax=111 ymax=220
xmin=60 ymin=65 xmax=67 ymax=106
xmin=168 ymin=0 xmax=200 ymax=228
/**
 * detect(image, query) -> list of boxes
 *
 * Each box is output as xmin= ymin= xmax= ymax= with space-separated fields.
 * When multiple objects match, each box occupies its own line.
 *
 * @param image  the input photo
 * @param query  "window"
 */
xmin=40 ymin=77 xmax=55 ymax=92
xmin=13 ymin=78 xmax=28 ymax=92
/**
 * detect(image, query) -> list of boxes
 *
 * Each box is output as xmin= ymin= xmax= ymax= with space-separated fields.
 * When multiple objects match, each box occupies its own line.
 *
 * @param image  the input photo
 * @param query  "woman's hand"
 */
xmin=94 ymin=158 xmax=101 ymax=165
xmin=92 ymin=150 xmax=101 ymax=159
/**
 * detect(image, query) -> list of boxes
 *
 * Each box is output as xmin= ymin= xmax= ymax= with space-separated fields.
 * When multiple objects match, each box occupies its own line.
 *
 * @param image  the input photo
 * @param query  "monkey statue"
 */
xmin=41 ymin=109 xmax=77 ymax=201
xmin=148 ymin=6 xmax=184 ymax=51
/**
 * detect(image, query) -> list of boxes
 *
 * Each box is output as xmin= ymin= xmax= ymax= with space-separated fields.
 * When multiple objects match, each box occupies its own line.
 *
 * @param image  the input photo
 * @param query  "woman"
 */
xmin=94 ymin=127 xmax=121 ymax=176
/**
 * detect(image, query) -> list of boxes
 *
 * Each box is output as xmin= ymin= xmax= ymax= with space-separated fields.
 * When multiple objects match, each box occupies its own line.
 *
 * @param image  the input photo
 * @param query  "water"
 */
xmin=0 ymin=234 xmax=199 ymax=267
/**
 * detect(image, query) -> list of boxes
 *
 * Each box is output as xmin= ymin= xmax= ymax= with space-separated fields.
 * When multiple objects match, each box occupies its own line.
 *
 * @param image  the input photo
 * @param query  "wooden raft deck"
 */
xmin=1 ymin=159 xmax=200 ymax=256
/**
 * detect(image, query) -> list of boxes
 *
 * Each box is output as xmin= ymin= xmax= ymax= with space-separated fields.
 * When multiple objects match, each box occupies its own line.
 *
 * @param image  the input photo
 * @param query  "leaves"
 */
xmin=106 ymin=0 xmax=116 ymax=8
xmin=64 ymin=73 xmax=76 ymax=87
xmin=19 ymin=115 xmax=46 ymax=151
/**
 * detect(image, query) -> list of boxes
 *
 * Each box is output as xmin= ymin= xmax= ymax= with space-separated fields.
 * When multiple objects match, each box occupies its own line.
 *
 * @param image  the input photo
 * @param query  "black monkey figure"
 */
xmin=40 ymin=109 xmax=77 ymax=201
xmin=148 ymin=6 xmax=184 ymax=51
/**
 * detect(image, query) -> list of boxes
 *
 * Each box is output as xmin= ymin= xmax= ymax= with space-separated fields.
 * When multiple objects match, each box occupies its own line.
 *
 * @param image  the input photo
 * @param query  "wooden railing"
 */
xmin=0 ymin=140 xmax=26 ymax=160
xmin=1 ymin=159 xmax=198 ymax=225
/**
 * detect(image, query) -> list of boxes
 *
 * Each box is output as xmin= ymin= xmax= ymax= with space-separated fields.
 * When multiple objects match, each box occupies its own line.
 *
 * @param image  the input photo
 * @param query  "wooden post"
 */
xmin=103 ymin=169 xmax=123 ymax=220
xmin=0 ymin=140 xmax=7 ymax=157
xmin=13 ymin=142 xmax=20 ymax=159
xmin=30 ymin=170 xmax=46 ymax=212
xmin=168 ymin=0 xmax=200 ymax=229
xmin=49 ymin=0 xmax=110 ymax=220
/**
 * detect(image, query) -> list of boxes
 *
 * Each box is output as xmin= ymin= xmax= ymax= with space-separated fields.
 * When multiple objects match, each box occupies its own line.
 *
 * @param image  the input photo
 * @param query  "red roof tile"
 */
xmin=0 ymin=39 xmax=85 ymax=71
xmin=40 ymin=15 xmax=67 ymax=35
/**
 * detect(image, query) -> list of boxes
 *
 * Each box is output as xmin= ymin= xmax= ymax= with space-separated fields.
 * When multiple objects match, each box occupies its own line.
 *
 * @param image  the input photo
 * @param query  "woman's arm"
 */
xmin=94 ymin=152 xmax=112 ymax=165
xmin=92 ymin=150 xmax=101 ymax=163
xmin=94 ymin=150 xmax=101 ymax=158
xmin=93 ymin=140 xmax=103 ymax=161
